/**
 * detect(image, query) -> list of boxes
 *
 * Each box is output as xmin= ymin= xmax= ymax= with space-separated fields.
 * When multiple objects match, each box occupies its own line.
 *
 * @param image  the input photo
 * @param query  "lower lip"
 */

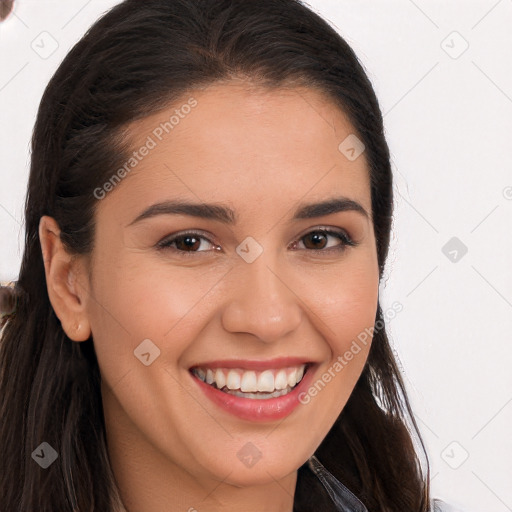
xmin=190 ymin=364 xmax=317 ymax=422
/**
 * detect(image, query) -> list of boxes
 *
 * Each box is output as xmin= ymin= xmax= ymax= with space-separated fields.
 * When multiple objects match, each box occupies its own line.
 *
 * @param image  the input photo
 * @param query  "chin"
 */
xmin=219 ymin=464 xmax=296 ymax=488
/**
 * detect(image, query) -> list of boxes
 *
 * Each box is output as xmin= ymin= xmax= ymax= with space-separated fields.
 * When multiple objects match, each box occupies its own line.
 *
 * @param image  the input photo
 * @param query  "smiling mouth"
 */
xmin=190 ymin=363 xmax=312 ymax=400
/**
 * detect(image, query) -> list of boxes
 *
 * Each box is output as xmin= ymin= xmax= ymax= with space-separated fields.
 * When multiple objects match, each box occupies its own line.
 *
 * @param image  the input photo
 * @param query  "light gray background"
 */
xmin=1 ymin=1 xmax=511 ymax=511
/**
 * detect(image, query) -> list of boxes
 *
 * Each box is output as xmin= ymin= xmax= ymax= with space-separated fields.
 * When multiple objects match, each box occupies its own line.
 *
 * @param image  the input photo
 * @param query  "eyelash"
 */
xmin=156 ymin=227 xmax=358 ymax=257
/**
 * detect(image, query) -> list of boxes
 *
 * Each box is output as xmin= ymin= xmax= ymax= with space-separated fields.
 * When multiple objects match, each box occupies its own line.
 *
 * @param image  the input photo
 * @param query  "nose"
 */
xmin=220 ymin=253 xmax=303 ymax=343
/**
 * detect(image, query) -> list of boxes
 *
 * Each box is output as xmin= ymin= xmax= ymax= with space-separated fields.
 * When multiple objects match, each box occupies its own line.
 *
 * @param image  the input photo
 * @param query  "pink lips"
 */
xmin=189 ymin=361 xmax=317 ymax=422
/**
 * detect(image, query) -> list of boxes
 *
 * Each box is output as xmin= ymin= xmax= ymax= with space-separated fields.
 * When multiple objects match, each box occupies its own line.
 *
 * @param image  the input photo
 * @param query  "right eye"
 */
xmin=157 ymin=231 xmax=221 ymax=256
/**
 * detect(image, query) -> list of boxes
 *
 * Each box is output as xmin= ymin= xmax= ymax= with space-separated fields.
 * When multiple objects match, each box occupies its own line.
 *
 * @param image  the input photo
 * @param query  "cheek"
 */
xmin=297 ymin=258 xmax=378 ymax=427
xmin=86 ymin=255 xmax=224 ymax=381
xmin=326 ymin=275 xmax=379 ymax=352
xmin=298 ymin=253 xmax=379 ymax=349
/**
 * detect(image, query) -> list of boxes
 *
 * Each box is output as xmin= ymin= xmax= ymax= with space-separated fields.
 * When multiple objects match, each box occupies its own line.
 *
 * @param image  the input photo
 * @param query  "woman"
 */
xmin=0 ymin=0 xmax=457 ymax=510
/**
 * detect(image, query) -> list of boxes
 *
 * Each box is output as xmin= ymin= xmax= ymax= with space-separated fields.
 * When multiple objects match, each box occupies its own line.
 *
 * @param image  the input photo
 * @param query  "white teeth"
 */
xmin=287 ymin=368 xmax=298 ymax=388
xmin=257 ymin=370 xmax=275 ymax=392
xmin=226 ymin=370 xmax=241 ymax=390
xmin=274 ymin=369 xmax=288 ymax=390
xmin=225 ymin=386 xmax=293 ymax=399
xmin=214 ymin=368 xmax=226 ymax=389
xmin=192 ymin=364 xmax=308 ymax=395
xmin=240 ymin=371 xmax=258 ymax=392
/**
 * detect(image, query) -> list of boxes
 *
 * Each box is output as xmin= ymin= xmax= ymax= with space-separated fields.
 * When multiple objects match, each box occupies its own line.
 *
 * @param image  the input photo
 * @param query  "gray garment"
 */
xmin=307 ymin=455 xmax=459 ymax=512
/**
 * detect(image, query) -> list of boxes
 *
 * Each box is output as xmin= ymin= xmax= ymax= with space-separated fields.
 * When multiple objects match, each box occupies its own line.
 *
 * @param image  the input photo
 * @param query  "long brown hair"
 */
xmin=0 ymin=1 xmax=430 ymax=510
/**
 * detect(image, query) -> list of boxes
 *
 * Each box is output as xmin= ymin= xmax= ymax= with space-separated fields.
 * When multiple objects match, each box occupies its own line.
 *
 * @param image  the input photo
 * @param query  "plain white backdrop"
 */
xmin=1 ymin=1 xmax=511 ymax=511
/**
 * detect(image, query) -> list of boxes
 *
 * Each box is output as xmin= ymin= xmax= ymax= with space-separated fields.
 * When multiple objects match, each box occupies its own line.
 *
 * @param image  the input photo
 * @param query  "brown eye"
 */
xmin=157 ymin=231 xmax=219 ymax=256
xmin=173 ymin=235 xmax=202 ymax=251
xmin=292 ymin=228 xmax=357 ymax=253
xmin=303 ymin=231 xmax=329 ymax=250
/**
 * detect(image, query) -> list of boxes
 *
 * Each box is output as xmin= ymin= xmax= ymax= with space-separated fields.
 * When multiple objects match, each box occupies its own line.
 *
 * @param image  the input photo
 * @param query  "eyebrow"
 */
xmin=127 ymin=196 xmax=370 ymax=227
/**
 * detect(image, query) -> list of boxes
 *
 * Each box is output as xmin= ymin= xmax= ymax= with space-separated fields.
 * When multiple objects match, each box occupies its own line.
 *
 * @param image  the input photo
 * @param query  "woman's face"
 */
xmin=81 ymin=82 xmax=379 ymax=504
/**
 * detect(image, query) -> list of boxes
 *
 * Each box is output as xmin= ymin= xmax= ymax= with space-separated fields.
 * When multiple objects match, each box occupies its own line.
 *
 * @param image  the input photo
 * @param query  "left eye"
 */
xmin=157 ymin=228 xmax=356 ymax=256
xmin=290 ymin=229 xmax=356 ymax=252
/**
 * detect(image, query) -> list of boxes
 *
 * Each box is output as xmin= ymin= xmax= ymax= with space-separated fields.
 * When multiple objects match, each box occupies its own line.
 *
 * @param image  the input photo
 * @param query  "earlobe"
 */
xmin=38 ymin=215 xmax=92 ymax=342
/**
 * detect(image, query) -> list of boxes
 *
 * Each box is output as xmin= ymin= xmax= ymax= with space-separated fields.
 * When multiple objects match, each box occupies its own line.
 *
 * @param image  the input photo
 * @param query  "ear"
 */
xmin=39 ymin=215 xmax=92 ymax=342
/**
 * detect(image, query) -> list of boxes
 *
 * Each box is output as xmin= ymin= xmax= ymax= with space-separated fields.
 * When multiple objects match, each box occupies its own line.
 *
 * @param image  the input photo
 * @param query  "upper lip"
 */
xmin=189 ymin=357 xmax=316 ymax=372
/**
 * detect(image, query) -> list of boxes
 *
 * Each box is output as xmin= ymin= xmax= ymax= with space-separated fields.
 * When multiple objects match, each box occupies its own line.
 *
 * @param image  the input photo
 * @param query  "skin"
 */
xmin=39 ymin=81 xmax=380 ymax=512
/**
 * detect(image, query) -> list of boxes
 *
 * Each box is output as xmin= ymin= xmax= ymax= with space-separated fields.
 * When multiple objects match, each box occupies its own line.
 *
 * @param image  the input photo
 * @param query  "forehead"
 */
xmin=100 ymin=82 xmax=371 ymax=220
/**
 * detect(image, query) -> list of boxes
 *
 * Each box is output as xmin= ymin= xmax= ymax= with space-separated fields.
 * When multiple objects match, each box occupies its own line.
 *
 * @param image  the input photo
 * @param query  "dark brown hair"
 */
xmin=0 ymin=0 xmax=430 ymax=510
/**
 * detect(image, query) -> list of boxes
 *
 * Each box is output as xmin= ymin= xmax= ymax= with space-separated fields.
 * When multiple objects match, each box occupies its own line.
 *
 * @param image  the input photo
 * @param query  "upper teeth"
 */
xmin=192 ymin=365 xmax=307 ymax=392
